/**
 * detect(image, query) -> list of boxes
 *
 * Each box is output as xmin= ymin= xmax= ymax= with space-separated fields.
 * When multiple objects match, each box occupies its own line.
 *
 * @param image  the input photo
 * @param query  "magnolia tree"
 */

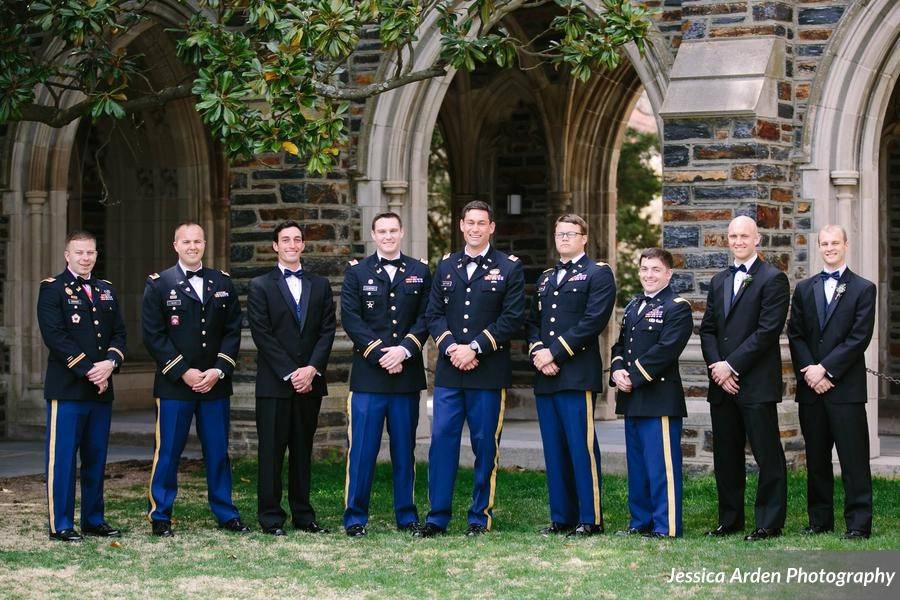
xmin=0 ymin=0 xmax=652 ymax=173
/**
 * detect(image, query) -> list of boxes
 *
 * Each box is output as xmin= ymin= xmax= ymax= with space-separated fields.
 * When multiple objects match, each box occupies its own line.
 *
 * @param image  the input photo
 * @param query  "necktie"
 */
xmin=184 ymin=268 xmax=204 ymax=279
xmin=77 ymin=276 xmax=94 ymax=302
xmin=380 ymin=257 xmax=403 ymax=268
xmin=819 ymin=271 xmax=840 ymax=281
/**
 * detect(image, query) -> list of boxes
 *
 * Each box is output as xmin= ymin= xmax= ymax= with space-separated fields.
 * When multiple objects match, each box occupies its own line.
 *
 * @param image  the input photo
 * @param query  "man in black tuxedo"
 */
xmin=247 ymin=220 xmax=336 ymax=536
xmin=787 ymin=225 xmax=875 ymax=540
xmin=699 ymin=215 xmax=790 ymax=541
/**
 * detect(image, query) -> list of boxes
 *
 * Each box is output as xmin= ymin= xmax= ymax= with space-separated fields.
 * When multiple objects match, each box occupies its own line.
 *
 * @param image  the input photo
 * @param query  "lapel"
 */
xmin=175 ymin=265 xmax=202 ymax=304
xmin=390 ymin=255 xmax=409 ymax=290
xmin=62 ymin=271 xmax=95 ymax=322
xmin=812 ymin=276 xmax=826 ymax=331
xmin=272 ymin=267 xmax=300 ymax=326
xmin=723 ymin=271 xmax=735 ymax=317
xmin=556 ymin=254 xmax=588 ymax=289
xmin=369 ymin=254 xmax=393 ymax=287
xmin=823 ymin=268 xmax=852 ymax=328
xmin=298 ymin=274 xmax=312 ymax=333
xmin=635 ymin=286 xmax=672 ymax=324
xmin=725 ymin=257 xmax=761 ymax=320
xmin=456 ymin=246 xmax=493 ymax=285
xmin=202 ymin=273 xmax=215 ymax=306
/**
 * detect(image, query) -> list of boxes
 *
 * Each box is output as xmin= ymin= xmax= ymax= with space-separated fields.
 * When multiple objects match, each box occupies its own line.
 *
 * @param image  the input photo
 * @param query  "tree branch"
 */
xmin=313 ymin=63 xmax=448 ymax=101
xmin=14 ymin=82 xmax=195 ymax=127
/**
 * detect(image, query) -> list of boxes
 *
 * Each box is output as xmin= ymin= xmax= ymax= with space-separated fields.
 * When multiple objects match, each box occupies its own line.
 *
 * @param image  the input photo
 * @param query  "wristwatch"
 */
xmin=469 ymin=341 xmax=480 ymax=354
xmin=215 ymin=368 xmax=224 ymax=380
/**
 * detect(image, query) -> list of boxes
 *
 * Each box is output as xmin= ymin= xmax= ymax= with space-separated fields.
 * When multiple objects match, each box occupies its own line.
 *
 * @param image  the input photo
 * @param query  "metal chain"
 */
xmin=866 ymin=367 xmax=900 ymax=385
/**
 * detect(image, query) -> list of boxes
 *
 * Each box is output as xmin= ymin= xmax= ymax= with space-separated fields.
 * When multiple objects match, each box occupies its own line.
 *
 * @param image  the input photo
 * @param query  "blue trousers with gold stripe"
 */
xmin=45 ymin=399 xmax=112 ymax=533
xmin=343 ymin=391 xmax=419 ymax=528
xmin=147 ymin=397 xmax=240 ymax=524
xmin=426 ymin=387 xmax=505 ymax=530
xmin=535 ymin=391 xmax=603 ymax=526
xmin=625 ymin=416 xmax=683 ymax=537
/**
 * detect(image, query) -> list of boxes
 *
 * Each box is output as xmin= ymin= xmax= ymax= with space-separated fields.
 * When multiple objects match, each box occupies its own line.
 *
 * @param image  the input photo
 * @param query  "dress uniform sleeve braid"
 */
xmin=399 ymin=265 xmax=432 ymax=358
xmin=723 ymin=270 xmax=790 ymax=376
xmin=36 ymin=282 xmax=94 ymax=377
xmin=816 ymin=281 xmax=876 ymax=382
xmin=104 ymin=284 xmax=127 ymax=369
xmin=471 ymin=258 xmax=526 ymax=357
xmin=425 ymin=264 xmax=457 ymax=355
xmin=213 ymin=276 xmax=242 ymax=377
xmin=247 ymin=277 xmax=301 ymax=379
xmin=340 ymin=265 xmax=387 ymax=366
xmin=626 ymin=299 xmax=693 ymax=391
xmin=306 ymin=279 xmax=337 ymax=373
xmin=141 ymin=278 xmax=190 ymax=382
xmin=549 ymin=265 xmax=616 ymax=365
xmin=786 ymin=283 xmax=816 ymax=373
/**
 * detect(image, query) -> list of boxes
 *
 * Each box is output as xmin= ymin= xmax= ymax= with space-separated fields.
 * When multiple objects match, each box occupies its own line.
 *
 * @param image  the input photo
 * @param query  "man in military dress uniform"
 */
xmin=610 ymin=248 xmax=693 ymax=539
xmin=787 ymin=225 xmax=876 ymax=539
xmin=419 ymin=200 xmax=525 ymax=537
xmin=340 ymin=212 xmax=432 ymax=537
xmin=526 ymin=214 xmax=616 ymax=537
xmin=38 ymin=230 xmax=126 ymax=541
xmin=142 ymin=222 xmax=249 ymax=537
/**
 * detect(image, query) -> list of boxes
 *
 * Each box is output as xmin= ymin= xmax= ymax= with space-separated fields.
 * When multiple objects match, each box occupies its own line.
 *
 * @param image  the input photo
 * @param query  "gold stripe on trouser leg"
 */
xmin=344 ymin=392 xmax=353 ymax=509
xmin=484 ymin=389 xmax=506 ymax=530
xmin=147 ymin=398 xmax=162 ymax=520
xmin=661 ymin=416 xmax=676 ymax=537
xmin=47 ymin=400 xmax=58 ymax=534
xmin=585 ymin=392 xmax=601 ymax=524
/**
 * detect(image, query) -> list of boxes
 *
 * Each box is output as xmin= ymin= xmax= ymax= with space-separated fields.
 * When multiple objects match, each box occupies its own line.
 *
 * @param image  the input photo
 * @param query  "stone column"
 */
xmin=830 ymin=170 xmax=859 ymax=241
xmin=382 ymin=179 xmax=409 ymax=250
xmin=25 ymin=191 xmax=47 ymax=387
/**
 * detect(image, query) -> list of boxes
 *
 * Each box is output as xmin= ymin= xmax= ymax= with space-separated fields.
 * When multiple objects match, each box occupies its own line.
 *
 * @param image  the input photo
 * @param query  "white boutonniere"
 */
xmin=834 ymin=283 xmax=847 ymax=300
xmin=739 ymin=274 xmax=753 ymax=292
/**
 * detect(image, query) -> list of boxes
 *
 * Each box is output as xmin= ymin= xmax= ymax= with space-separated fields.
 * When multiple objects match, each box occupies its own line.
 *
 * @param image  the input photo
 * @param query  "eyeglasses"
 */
xmin=554 ymin=232 xmax=585 ymax=240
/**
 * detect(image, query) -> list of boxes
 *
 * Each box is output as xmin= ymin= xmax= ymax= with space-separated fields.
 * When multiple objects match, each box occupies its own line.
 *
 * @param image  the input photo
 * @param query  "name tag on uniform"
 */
xmin=362 ymin=285 xmax=379 ymax=292
xmin=570 ymin=273 xmax=587 ymax=282
xmin=214 ymin=290 xmax=229 ymax=298
xmin=440 ymin=280 xmax=453 ymax=289
xmin=166 ymin=299 xmax=182 ymax=307
xmin=67 ymin=298 xmax=82 ymax=305
xmin=404 ymin=275 xmax=423 ymax=284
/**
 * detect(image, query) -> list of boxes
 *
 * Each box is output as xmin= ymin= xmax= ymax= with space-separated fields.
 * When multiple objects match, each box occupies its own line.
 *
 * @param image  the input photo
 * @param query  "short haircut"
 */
xmin=461 ymin=200 xmax=493 ymax=222
xmin=65 ymin=230 xmax=96 ymax=246
xmin=371 ymin=211 xmax=402 ymax=230
xmin=273 ymin=220 xmax=303 ymax=242
xmin=173 ymin=221 xmax=204 ymax=240
xmin=639 ymin=247 xmax=674 ymax=269
xmin=819 ymin=224 xmax=848 ymax=243
xmin=555 ymin=214 xmax=587 ymax=235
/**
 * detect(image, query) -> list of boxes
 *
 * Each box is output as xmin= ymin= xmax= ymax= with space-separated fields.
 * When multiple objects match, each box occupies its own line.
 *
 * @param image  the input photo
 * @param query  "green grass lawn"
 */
xmin=0 ymin=458 xmax=897 ymax=599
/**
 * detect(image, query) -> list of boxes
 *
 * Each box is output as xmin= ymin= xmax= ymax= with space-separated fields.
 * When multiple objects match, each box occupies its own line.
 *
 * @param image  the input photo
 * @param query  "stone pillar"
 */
xmin=25 ymin=191 xmax=47 ymax=387
xmin=830 ymin=170 xmax=859 ymax=241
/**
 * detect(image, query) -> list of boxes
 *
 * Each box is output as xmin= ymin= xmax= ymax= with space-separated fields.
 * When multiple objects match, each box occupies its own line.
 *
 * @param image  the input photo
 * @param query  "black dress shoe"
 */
xmin=539 ymin=522 xmax=574 ymax=536
xmin=413 ymin=523 xmax=445 ymax=538
xmin=345 ymin=524 xmax=367 ymax=537
xmin=397 ymin=521 xmax=421 ymax=534
xmin=219 ymin=518 xmax=251 ymax=533
xmin=706 ymin=525 xmax=742 ymax=537
xmin=801 ymin=525 xmax=833 ymax=535
xmin=641 ymin=531 xmax=669 ymax=539
xmin=615 ymin=527 xmax=649 ymax=537
xmin=152 ymin=520 xmax=174 ymax=537
xmin=49 ymin=528 xmax=83 ymax=542
xmin=294 ymin=520 xmax=329 ymax=534
xmin=262 ymin=526 xmax=287 ymax=536
xmin=842 ymin=529 xmax=870 ymax=540
xmin=83 ymin=523 xmax=121 ymax=537
xmin=744 ymin=527 xmax=781 ymax=541
xmin=566 ymin=523 xmax=604 ymax=537
xmin=465 ymin=524 xmax=488 ymax=537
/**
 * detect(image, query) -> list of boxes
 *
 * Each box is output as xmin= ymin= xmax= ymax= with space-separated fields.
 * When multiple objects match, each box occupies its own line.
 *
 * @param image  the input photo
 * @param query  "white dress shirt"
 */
xmin=556 ymin=253 xmax=586 ymax=285
xmin=464 ymin=245 xmax=490 ymax=279
xmin=823 ymin=264 xmax=847 ymax=304
xmin=732 ymin=254 xmax=758 ymax=297
xmin=377 ymin=252 xmax=401 ymax=281
xmin=279 ymin=262 xmax=303 ymax=304
xmin=179 ymin=261 xmax=204 ymax=302
xmin=638 ymin=287 xmax=661 ymax=315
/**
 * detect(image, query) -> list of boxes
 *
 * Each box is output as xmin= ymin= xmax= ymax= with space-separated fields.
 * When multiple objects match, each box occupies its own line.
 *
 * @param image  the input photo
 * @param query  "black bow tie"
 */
xmin=184 ymin=268 xmax=204 ymax=279
xmin=555 ymin=261 xmax=571 ymax=271
xmin=76 ymin=276 xmax=94 ymax=287
xmin=380 ymin=257 xmax=403 ymax=268
xmin=820 ymin=271 xmax=840 ymax=281
xmin=283 ymin=268 xmax=303 ymax=279
xmin=465 ymin=255 xmax=484 ymax=267
xmin=728 ymin=264 xmax=747 ymax=274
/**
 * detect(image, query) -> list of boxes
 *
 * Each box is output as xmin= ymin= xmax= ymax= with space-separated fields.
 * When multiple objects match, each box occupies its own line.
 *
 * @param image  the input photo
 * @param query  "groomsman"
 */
xmin=341 ymin=212 xmax=431 ymax=536
xmin=247 ymin=220 xmax=336 ymax=536
xmin=38 ymin=231 xmax=126 ymax=541
xmin=787 ymin=225 xmax=875 ymax=539
xmin=610 ymin=248 xmax=692 ymax=539
xmin=142 ymin=222 xmax=248 ymax=536
xmin=419 ymin=200 xmax=525 ymax=537
xmin=699 ymin=215 xmax=790 ymax=541
xmin=526 ymin=214 xmax=616 ymax=537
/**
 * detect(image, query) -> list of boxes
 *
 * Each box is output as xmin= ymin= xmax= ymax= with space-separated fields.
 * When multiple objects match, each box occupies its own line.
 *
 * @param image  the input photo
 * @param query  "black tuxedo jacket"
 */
xmin=247 ymin=266 xmax=336 ymax=398
xmin=787 ymin=268 xmax=876 ymax=404
xmin=699 ymin=257 xmax=790 ymax=405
